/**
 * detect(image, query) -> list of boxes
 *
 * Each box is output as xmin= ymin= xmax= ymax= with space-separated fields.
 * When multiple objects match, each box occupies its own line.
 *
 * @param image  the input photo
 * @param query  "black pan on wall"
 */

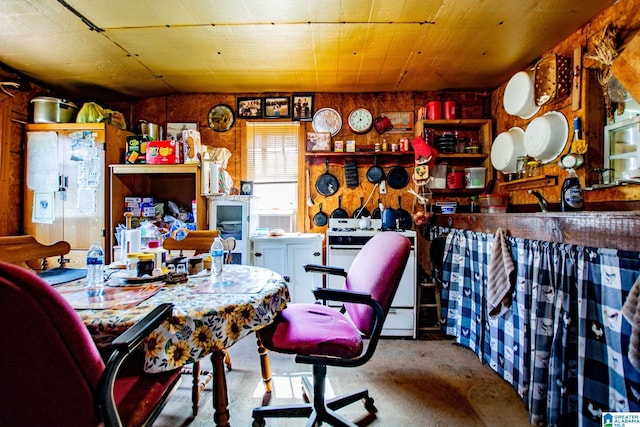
xmin=387 ymin=159 xmax=409 ymax=189
xmin=315 ymin=159 xmax=339 ymax=196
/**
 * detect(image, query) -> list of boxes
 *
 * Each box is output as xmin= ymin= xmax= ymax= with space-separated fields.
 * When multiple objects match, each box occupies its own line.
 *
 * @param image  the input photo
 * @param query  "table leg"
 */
xmin=256 ymin=335 xmax=272 ymax=393
xmin=210 ymin=350 xmax=230 ymax=427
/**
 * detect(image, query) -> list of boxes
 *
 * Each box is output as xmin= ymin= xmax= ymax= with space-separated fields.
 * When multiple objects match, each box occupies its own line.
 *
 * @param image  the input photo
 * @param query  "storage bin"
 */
xmin=464 ymin=167 xmax=486 ymax=189
xmin=31 ymin=96 xmax=77 ymax=123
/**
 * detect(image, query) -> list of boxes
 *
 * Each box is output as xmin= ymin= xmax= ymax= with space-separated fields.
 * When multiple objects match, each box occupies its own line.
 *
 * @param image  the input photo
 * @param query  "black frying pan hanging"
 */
xmin=315 ymin=159 xmax=339 ymax=196
xmin=313 ymin=203 xmax=328 ymax=226
xmin=366 ymin=156 xmax=385 ymax=184
xmin=372 ymin=198 xmax=382 ymax=219
xmin=387 ymin=159 xmax=410 ymax=189
xmin=330 ymin=195 xmax=349 ymax=218
xmin=396 ymin=195 xmax=413 ymax=230
xmin=352 ymin=196 xmax=371 ymax=218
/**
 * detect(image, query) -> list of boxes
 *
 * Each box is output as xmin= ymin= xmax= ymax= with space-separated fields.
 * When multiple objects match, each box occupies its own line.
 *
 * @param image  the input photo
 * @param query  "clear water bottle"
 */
xmin=86 ymin=242 xmax=105 ymax=296
xmin=210 ymin=237 xmax=224 ymax=277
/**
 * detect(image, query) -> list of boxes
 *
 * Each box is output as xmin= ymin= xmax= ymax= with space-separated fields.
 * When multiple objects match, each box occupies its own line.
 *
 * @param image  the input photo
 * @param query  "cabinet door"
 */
xmin=252 ymin=243 xmax=286 ymax=277
xmin=287 ymin=242 xmax=323 ymax=304
xmin=60 ymin=131 xmax=105 ymax=253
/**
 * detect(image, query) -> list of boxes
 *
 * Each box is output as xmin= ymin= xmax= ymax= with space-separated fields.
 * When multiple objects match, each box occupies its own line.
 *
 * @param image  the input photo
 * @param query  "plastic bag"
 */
xmin=75 ymin=102 xmax=105 ymax=123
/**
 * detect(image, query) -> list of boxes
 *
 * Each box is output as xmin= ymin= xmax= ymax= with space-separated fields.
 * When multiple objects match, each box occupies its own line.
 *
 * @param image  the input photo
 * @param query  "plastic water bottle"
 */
xmin=86 ymin=242 xmax=105 ymax=297
xmin=210 ymin=237 xmax=224 ymax=277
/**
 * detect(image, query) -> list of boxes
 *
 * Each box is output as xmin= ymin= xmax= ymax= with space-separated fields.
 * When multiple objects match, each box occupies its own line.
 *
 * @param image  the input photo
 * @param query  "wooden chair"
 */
xmin=0 ymin=235 xmax=71 ymax=271
xmin=0 ymin=235 xmax=87 ymax=285
xmin=162 ymin=229 xmax=234 ymax=416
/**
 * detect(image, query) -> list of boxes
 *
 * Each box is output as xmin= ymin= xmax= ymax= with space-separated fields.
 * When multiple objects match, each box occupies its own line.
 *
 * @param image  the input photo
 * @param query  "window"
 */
xmin=246 ymin=122 xmax=300 ymax=232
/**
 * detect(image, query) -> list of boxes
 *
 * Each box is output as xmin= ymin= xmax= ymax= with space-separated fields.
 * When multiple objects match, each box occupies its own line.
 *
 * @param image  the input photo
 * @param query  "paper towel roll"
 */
xmin=120 ymin=229 xmax=141 ymax=265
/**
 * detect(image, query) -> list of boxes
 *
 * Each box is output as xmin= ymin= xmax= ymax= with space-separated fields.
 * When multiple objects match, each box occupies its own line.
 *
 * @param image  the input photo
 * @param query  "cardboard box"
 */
xmin=333 ymin=140 xmax=344 ymax=152
xmin=182 ymin=129 xmax=201 ymax=164
xmin=146 ymin=140 xmax=179 ymax=164
xmin=124 ymin=196 xmax=154 ymax=204
xmin=346 ymin=140 xmax=356 ymax=153
xmin=125 ymin=135 xmax=148 ymax=164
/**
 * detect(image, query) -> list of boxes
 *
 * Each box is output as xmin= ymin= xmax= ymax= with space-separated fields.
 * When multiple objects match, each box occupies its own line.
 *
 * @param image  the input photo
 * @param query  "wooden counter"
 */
xmin=431 ymin=211 xmax=640 ymax=251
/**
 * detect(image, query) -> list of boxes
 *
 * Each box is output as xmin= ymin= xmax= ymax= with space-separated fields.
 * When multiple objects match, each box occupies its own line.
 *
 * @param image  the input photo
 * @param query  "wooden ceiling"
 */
xmin=0 ymin=0 xmax=614 ymax=101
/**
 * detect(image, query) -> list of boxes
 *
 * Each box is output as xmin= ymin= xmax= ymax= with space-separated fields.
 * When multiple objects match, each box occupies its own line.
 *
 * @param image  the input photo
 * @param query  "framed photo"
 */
xmin=292 ymin=95 xmax=314 ymax=121
xmin=166 ymin=122 xmax=198 ymax=141
xmin=381 ymin=111 xmax=414 ymax=133
xmin=240 ymin=180 xmax=254 ymax=195
xmin=237 ymin=97 xmax=263 ymax=118
xmin=264 ymin=96 xmax=291 ymax=118
xmin=306 ymin=132 xmax=332 ymax=152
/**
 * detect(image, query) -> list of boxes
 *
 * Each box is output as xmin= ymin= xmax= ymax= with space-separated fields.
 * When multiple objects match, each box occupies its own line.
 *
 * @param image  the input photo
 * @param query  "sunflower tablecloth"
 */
xmin=63 ymin=264 xmax=290 ymax=373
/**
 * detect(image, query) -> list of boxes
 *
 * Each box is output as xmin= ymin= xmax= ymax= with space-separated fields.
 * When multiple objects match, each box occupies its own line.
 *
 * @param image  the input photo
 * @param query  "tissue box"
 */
xmin=146 ymin=140 xmax=179 ymax=164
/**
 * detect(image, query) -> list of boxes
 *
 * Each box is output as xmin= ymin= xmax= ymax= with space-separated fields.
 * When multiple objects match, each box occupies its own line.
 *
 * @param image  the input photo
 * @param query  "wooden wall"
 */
xmin=1 ymin=0 xmax=639 ymax=237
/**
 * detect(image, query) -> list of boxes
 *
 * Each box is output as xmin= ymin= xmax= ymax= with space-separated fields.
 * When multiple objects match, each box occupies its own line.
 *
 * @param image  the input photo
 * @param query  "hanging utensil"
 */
xmin=352 ymin=196 xmax=371 ymax=218
xmin=306 ymin=169 xmax=315 ymax=207
xmin=387 ymin=159 xmax=410 ymax=189
xmin=330 ymin=195 xmax=349 ymax=218
xmin=372 ymin=198 xmax=383 ymax=219
xmin=395 ymin=195 xmax=412 ymax=230
xmin=344 ymin=160 xmax=359 ymax=188
xmin=366 ymin=156 xmax=385 ymax=184
xmin=313 ymin=203 xmax=328 ymax=227
xmin=315 ymin=159 xmax=339 ymax=197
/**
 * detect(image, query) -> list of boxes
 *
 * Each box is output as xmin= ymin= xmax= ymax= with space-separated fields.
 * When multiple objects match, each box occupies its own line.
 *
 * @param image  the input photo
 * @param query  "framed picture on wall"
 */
xmin=381 ymin=111 xmax=414 ymax=133
xmin=264 ymin=96 xmax=291 ymax=118
xmin=292 ymin=95 xmax=314 ymax=121
xmin=237 ymin=97 xmax=263 ymax=118
xmin=306 ymin=132 xmax=332 ymax=152
xmin=166 ymin=122 xmax=198 ymax=141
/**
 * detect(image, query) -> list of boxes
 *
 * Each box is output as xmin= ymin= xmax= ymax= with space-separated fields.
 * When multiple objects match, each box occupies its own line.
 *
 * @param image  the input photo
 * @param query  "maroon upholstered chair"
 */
xmin=0 ymin=261 xmax=182 ymax=427
xmin=252 ymin=231 xmax=411 ymax=427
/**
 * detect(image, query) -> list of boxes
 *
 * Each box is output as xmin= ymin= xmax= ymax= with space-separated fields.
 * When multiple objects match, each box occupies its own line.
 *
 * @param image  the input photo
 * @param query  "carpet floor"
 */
xmin=154 ymin=334 xmax=532 ymax=427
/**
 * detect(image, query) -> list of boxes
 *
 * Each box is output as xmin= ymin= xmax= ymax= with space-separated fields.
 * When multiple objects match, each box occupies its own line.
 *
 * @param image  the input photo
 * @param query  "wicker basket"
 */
xmin=534 ymin=53 xmax=571 ymax=106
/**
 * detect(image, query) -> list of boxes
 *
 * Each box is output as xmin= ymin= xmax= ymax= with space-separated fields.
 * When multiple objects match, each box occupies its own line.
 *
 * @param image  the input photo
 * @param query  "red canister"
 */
xmin=444 ymin=100 xmax=458 ymax=119
xmin=426 ymin=100 xmax=442 ymax=120
xmin=447 ymin=170 xmax=464 ymax=189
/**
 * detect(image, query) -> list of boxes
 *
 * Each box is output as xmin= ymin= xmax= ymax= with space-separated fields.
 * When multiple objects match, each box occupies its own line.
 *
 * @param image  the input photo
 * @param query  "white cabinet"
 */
xmin=251 ymin=234 xmax=324 ymax=303
xmin=208 ymin=196 xmax=252 ymax=264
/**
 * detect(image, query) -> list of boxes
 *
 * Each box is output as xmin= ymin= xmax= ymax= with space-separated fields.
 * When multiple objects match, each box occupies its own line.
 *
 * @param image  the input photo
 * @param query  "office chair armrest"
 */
xmin=312 ymin=287 xmax=372 ymax=305
xmin=100 ymin=303 xmax=175 ymax=427
xmin=303 ymin=264 xmax=347 ymax=277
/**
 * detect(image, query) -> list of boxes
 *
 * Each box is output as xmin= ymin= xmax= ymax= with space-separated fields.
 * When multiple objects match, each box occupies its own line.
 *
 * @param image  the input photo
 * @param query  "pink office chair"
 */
xmin=252 ymin=231 xmax=411 ymax=427
xmin=0 ymin=261 xmax=182 ymax=427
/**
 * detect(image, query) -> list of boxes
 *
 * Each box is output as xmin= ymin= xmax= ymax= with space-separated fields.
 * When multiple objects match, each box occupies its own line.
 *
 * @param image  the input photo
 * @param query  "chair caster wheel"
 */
xmin=252 ymin=419 xmax=265 ymax=427
xmin=364 ymin=397 xmax=377 ymax=413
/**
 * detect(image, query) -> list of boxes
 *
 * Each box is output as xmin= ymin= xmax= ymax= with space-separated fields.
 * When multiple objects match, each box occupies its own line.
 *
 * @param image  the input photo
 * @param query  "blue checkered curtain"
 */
xmin=577 ymin=248 xmax=640 ymax=427
xmin=440 ymin=229 xmax=489 ymax=360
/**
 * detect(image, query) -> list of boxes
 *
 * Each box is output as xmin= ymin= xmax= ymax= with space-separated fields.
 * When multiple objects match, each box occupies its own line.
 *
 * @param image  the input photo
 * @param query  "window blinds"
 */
xmin=246 ymin=122 xmax=299 ymax=183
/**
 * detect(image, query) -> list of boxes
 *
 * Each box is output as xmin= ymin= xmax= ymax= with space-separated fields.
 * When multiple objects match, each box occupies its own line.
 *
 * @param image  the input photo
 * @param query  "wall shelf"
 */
xmin=498 ymin=175 xmax=558 ymax=191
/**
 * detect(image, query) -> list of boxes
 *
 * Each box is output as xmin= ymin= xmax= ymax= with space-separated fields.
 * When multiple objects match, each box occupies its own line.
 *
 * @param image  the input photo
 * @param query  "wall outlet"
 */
xmin=379 ymin=180 xmax=387 ymax=194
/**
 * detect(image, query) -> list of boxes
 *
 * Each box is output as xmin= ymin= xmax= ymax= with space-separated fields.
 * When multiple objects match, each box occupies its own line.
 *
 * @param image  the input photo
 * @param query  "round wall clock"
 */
xmin=312 ymin=107 xmax=342 ymax=136
xmin=208 ymin=104 xmax=235 ymax=132
xmin=347 ymin=107 xmax=373 ymax=134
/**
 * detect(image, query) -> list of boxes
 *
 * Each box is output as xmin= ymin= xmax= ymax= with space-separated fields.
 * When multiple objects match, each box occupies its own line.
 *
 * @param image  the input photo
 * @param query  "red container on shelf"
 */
xmin=444 ymin=100 xmax=458 ymax=119
xmin=447 ymin=170 xmax=464 ymax=189
xmin=426 ymin=101 xmax=442 ymax=120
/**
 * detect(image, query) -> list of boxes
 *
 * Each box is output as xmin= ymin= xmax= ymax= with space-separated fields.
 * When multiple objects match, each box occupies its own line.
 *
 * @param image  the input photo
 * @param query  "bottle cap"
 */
xmin=147 ymin=240 xmax=160 ymax=248
xmin=138 ymin=253 xmax=155 ymax=261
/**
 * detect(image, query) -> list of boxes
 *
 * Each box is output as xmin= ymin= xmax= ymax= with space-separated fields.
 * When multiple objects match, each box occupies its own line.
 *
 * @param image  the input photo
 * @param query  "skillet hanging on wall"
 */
xmin=330 ymin=195 xmax=350 ymax=218
xmin=313 ymin=203 xmax=328 ymax=227
xmin=387 ymin=159 xmax=410 ymax=189
xmin=315 ymin=159 xmax=339 ymax=196
xmin=352 ymin=196 xmax=371 ymax=218
xmin=366 ymin=156 xmax=385 ymax=184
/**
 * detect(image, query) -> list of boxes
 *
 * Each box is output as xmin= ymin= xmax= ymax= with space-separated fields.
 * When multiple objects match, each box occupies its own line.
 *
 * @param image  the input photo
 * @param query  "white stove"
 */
xmin=325 ymin=218 xmax=417 ymax=338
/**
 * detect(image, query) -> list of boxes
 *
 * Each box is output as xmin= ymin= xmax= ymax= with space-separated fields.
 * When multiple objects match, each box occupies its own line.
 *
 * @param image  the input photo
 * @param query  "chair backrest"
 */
xmin=162 ymin=229 xmax=220 ymax=256
xmin=0 ymin=261 xmax=105 ymax=426
xmin=0 ymin=235 xmax=71 ymax=271
xmin=343 ymin=232 xmax=411 ymax=335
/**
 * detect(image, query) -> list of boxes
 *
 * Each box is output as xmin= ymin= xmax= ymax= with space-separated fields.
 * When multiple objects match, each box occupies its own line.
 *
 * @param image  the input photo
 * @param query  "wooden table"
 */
xmin=56 ymin=264 xmax=290 ymax=427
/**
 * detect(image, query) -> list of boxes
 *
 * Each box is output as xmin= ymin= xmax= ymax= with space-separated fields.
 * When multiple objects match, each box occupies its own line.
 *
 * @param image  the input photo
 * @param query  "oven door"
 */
xmin=326 ymin=244 xmax=415 ymax=308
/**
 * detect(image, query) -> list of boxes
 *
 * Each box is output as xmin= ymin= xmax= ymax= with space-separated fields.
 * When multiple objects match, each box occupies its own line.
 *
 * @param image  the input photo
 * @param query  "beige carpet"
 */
xmin=154 ymin=335 xmax=532 ymax=427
